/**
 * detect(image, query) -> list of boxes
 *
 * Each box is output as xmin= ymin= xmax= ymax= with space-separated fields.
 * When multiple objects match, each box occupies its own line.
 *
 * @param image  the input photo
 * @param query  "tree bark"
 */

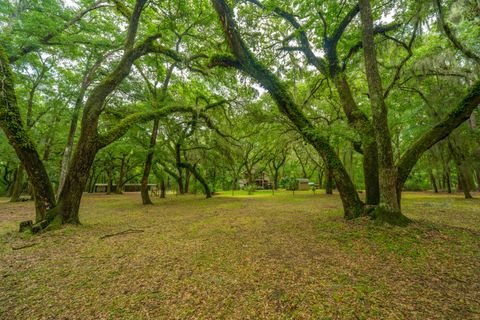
xmin=273 ymin=170 xmax=279 ymax=190
xmin=184 ymin=169 xmax=191 ymax=193
xmin=116 ymin=155 xmax=126 ymax=194
xmin=56 ymin=125 xmax=99 ymax=223
xmin=359 ymin=0 xmax=402 ymax=218
xmin=106 ymin=164 xmax=113 ymax=195
xmin=333 ymin=76 xmax=380 ymax=205
xmin=141 ymin=119 xmax=159 ymax=204
xmin=429 ymin=169 xmax=439 ymax=193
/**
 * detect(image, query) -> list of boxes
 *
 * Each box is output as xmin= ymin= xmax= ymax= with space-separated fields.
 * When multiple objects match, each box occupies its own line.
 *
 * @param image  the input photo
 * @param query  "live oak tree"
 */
xmin=208 ymin=0 xmax=479 ymax=223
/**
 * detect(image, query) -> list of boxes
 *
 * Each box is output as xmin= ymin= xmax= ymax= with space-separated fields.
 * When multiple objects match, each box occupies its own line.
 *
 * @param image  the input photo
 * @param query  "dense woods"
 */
xmin=0 ymin=0 xmax=479 ymax=232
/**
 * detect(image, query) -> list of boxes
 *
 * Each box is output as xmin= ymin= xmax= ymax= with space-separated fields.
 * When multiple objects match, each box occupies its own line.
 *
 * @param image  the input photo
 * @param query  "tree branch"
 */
xmin=435 ymin=0 xmax=480 ymax=65
xmin=397 ymin=80 xmax=480 ymax=187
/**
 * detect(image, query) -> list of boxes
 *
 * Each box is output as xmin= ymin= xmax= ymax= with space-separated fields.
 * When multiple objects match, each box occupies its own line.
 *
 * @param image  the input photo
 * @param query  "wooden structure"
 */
xmin=296 ymin=178 xmax=310 ymax=191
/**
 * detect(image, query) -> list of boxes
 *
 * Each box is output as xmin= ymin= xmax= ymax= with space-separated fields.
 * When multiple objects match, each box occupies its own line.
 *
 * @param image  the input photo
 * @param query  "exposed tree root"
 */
xmin=12 ymin=242 xmax=38 ymax=250
xmin=99 ymin=229 xmax=144 ymax=239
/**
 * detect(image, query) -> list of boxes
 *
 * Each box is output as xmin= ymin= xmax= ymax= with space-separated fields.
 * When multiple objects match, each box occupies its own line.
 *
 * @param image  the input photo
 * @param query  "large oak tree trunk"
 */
xmin=55 ymin=126 xmax=99 ymax=224
xmin=359 ymin=0 xmax=402 ymax=220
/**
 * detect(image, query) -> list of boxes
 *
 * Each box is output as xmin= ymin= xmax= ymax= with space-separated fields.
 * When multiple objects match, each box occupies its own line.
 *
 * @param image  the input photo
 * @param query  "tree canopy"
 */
xmin=0 ymin=0 xmax=478 ymax=231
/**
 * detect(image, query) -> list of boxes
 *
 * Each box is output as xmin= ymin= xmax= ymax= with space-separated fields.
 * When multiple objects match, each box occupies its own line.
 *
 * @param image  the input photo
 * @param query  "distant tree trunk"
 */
xmin=457 ymin=169 xmax=472 ymax=199
xmin=318 ymin=170 xmax=323 ymax=190
xmin=116 ymin=155 xmax=126 ymax=194
xmin=212 ymin=167 xmax=216 ymax=193
xmin=184 ymin=169 xmax=191 ymax=193
xmin=325 ymin=168 xmax=333 ymax=195
xmin=106 ymin=166 xmax=113 ymax=195
xmin=177 ymin=168 xmax=184 ymax=194
xmin=429 ymin=169 xmax=438 ymax=193
xmin=273 ymin=169 xmax=280 ymax=190
xmin=141 ymin=119 xmax=159 ymax=204
xmin=160 ymin=177 xmax=166 ymax=198
xmin=9 ymin=164 xmax=24 ymax=202
xmin=445 ymin=169 xmax=452 ymax=193
xmin=448 ymin=140 xmax=472 ymax=199
xmin=231 ymin=175 xmax=238 ymax=191
xmin=179 ymin=162 xmax=211 ymax=198
xmin=173 ymin=143 xmax=185 ymax=195
xmin=87 ymin=166 xmax=97 ymax=193
xmin=438 ymin=169 xmax=445 ymax=190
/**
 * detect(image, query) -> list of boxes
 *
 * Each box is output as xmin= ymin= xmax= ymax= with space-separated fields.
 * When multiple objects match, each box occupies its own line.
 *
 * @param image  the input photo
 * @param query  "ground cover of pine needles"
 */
xmin=0 ymin=191 xmax=479 ymax=319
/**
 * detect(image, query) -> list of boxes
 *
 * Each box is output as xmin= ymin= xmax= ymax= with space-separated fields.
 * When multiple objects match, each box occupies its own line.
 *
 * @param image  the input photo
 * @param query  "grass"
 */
xmin=0 ymin=190 xmax=479 ymax=319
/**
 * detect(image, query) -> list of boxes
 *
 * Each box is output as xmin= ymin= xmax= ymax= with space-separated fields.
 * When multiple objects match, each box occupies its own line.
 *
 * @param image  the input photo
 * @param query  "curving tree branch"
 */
xmin=435 ymin=0 xmax=480 ymax=65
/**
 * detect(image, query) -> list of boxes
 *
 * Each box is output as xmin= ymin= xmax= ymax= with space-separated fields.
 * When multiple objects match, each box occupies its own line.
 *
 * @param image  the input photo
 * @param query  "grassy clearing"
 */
xmin=0 ymin=191 xmax=479 ymax=319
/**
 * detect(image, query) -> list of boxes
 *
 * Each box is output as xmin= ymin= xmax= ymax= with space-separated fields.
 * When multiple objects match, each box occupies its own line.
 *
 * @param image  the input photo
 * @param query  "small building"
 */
xmin=254 ymin=177 xmax=271 ymax=189
xmin=296 ymin=178 xmax=310 ymax=191
xmin=239 ymin=176 xmax=271 ymax=190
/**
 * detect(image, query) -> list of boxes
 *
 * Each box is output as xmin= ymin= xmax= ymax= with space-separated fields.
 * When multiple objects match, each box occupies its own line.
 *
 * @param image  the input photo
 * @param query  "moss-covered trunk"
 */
xmin=0 ymin=45 xmax=56 ymax=222
xmin=359 ymin=0 xmax=404 ymax=222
